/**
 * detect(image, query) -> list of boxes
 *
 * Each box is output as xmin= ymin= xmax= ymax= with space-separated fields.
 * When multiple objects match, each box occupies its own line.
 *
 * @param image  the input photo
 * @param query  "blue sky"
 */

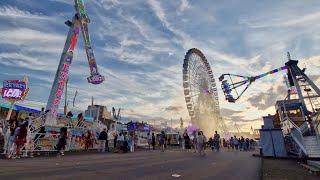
xmin=0 ymin=0 xmax=320 ymax=131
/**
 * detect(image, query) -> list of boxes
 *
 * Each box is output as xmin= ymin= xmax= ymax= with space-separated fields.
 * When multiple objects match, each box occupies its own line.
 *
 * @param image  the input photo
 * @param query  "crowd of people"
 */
xmin=219 ymin=136 xmax=256 ymax=151
xmin=178 ymin=130 xmax=256 ymax=156
xmin=111 ymin=131 xmax=135 ymax=153
xmin=1 ymin=116 xmax=31 ymax=158
xmin=0 ymin=109 xmax=50 ymax=159
xmin=0 ymin=112 xmax=257 ymax=159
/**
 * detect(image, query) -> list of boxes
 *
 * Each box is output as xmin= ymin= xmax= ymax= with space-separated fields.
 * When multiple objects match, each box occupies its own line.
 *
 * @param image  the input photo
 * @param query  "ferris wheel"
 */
xmin=183 ymin=48 xmax=225 ymax=135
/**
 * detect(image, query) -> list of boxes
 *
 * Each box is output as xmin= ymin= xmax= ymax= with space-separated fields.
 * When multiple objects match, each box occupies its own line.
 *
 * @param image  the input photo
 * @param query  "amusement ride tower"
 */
xmin=46 ymin=0 xmax=105 ymax=124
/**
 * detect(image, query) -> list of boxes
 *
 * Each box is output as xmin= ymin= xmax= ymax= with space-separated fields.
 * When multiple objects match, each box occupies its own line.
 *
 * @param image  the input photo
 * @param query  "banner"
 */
xmin=2 ymin=80 xmax=27 ymax=100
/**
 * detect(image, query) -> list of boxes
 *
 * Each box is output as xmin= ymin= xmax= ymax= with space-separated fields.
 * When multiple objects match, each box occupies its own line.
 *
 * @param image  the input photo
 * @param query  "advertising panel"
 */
xmin=2 ymin=80 xmax=28 ymax=100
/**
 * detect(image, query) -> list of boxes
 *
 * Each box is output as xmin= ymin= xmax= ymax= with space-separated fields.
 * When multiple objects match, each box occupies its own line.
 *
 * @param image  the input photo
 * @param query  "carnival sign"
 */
xmin=2 ymin=80 xmax=28 ymax=100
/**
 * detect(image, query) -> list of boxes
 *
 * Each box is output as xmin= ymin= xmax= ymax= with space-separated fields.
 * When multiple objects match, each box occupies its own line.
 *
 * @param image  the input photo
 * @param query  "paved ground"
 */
xmin=0 ymin=149 xmax=260 ymax=180
xmin=262 ymin=158 xmax=319 ymax=180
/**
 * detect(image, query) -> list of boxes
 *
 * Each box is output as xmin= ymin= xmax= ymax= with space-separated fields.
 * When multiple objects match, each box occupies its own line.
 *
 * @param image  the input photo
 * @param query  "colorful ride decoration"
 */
xmin=31 ymin=126 xmax=99 ymax=151
xmin=46 ymin=0 xmax=105 ymax=120
xmin=27 ymin=114 xmax=101 ymax=152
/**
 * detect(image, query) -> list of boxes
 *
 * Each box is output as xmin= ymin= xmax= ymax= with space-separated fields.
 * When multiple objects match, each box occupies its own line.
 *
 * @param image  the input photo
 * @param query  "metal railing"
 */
xmin=311 ymin=112 xmax=320 ymax=140
xmin=278 ymin=103 xmax=308 ymax=157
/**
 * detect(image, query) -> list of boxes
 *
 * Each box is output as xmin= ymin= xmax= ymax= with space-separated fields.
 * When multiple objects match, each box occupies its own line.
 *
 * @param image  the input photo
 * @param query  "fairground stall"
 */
xmin=127 ymin=122 xmax=153 ymax=147
xmin=27 ymin=113 xmax=108 ymax=152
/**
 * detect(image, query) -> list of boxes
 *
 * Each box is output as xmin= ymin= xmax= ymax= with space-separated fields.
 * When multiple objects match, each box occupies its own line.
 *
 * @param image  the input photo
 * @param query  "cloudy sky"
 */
xmin=0 ymin=0 xmax=320 ymax=131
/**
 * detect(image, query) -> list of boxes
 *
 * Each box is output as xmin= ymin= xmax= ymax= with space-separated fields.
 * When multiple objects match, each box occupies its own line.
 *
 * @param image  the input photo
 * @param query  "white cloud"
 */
xmin=0 ymin=52 xmax=55 ymax=71
xmin=49 ymin=0 xmax=73 ymax=5
xmin=178 ymin=0 xmax=190 ymax=12
xmin=94 ymin=0 xmax=124 ymax=10
xmin=1 ymin=0 xmax=319 ymax=133
xmin=103 ymin=45 xmax=153 ymax=64
xmin=240 ymin=11 xmax=320 ymax=28
xmin=0 ymin=6 xmax=52 ymax=20
xmin=0 ymin=28 xmax=64 ymax=44
xmin=147 ymin=0 xmax=169 ymax=27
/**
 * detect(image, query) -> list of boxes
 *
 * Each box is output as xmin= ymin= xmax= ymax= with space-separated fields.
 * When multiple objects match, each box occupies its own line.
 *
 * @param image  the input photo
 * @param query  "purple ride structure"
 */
xmin=183 ymin=48 xmax=227 ymax=136
xmin=46 ymin=0 xmax=104 ymax=124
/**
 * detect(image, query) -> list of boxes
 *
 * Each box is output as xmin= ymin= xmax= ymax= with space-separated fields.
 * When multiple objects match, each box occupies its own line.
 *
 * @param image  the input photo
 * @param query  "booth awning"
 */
xmin=0 ymin=103 xmax=40 ymax=113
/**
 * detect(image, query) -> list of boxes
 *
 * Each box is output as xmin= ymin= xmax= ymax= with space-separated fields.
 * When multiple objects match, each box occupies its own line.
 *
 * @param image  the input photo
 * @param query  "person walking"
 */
xmin=208 ymin=137 xmax=214 ymax=151
xmin=56 ymin=127 xmax=68 ymax=156
xmin=192 ymin=131 xmax=198 ymax=153
xmin=129 ymin=134 xmax=135 ymax=152
xmin=147 ymin=132 xmax=152 ymax=151
xmin=123 ymin=132 xmax=129 ymax=153
xmin=23 ymin=117 xmax=35 ymax=158
xmin=84 ymin=130 xmax=92 ymax=151
xmin=106 ymin=129 xmax=109 ymax=152
xmin=226 ymin=139 xmax=230 ymax=150
xmin=230 ymin=137 xmax=234 ymax=150
xmin=113 ymin=133 xmax=118 ymax=151
xmin=250 ymin=139 xmax=255 ymax=150
xmin=151 ymin=133 xmax=156 ymax=150
xmin=117 ymin=132 xmax=124 ymax=152
xmin=98 ymin=128 xmax=108 ymax=152
xmin=197 ymin=131 xmax=206 ymax=156
xmin=240 ymin=136 xmax=245 ymax=151
xmin=234 ymin=136 xmax=239 ymax=150
xmin=6 ymin=121 xmax=17 ymax=158
xmin=222 ymin=138 xmax=227 ymax=148
xmin=0 ymin=124 xmax=4 ymax=154
xmin=179 ymin=132 xmax=184 ymax=150
xmin=39 ymin=108 xmax=46 ymax=126
xmin=159 ymin=131 xmax=165 ymax=152
xmin=184 ymin=133 xmax=191 ymax=151
xmin=213 ymin=131 xmax=220 ymax=152
xmin=245 ymin=138 xmax=250 ymax=151
xmin=15 ymin=122 xmax=27 ymax=158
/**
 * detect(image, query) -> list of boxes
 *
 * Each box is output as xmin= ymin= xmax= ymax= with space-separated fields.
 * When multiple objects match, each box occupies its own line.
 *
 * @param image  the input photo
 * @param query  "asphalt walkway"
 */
xmin=0 ymin=149 xmax=261 ymax=180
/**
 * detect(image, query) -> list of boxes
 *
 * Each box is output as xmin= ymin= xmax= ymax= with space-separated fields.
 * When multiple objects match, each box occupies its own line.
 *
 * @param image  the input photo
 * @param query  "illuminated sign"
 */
xmin=2 ymin=80 xmax=27 ymax=100
xmin=87 ymin=74 xmax=105 ymax=84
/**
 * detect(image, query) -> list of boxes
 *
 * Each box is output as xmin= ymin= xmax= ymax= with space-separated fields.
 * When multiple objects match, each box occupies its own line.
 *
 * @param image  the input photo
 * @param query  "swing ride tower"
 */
xmin=46 ymin=0 xmax=105 ymax=124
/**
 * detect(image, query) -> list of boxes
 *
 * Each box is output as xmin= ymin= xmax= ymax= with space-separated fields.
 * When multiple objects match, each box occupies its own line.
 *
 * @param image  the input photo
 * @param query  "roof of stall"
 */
xmin=0 ymin=103 xmax=40 ymax=113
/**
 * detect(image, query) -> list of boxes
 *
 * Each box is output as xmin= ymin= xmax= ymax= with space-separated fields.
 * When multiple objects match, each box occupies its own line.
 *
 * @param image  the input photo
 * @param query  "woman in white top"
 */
xmin=129 ymin=134 xmax=135 ymax=152
xmin=117 ymin=133 xmax=124 ymax=152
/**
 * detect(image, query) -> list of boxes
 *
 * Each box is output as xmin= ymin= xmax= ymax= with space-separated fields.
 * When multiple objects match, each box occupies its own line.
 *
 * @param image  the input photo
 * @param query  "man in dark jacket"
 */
xmin=98 ymin=128 xmax=108 ymax=152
